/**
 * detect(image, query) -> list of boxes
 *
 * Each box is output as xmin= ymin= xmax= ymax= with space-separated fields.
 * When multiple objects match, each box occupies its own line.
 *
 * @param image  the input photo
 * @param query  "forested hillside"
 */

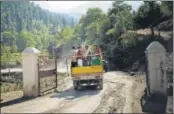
xmin=1 ymin=1 xmax=76 ymax=53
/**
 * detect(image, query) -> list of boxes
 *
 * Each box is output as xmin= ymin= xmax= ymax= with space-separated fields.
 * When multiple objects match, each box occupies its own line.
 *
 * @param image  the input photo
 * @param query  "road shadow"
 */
xmin=140 ymin=90 xmax=167 ymax=113
xmin=50 ymin=86 xmax=100 ymax=100
xmin=0 ymin=96 xmax=36 ymax=108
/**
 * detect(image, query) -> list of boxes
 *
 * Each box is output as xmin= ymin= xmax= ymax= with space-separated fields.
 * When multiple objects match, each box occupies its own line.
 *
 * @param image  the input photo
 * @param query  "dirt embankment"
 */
xmin=93 ymin=72 xmax=145 ymax=113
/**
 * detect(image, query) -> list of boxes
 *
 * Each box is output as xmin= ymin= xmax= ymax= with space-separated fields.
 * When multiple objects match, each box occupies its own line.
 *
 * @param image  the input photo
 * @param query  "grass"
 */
xmin=1 ymin=82 xmax=22 ymax=93
xmin=1 ymin=53 xmax=22 ymax=69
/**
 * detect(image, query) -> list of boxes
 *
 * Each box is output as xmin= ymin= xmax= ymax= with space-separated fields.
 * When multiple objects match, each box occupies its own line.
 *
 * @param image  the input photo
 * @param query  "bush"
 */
xmin=1 ymin=82 xmax=22 ymax=93
xmin=104 ymin=32 xmax=167 ymax=71
xmin=1 ymin=53 xmax=22 ymax=69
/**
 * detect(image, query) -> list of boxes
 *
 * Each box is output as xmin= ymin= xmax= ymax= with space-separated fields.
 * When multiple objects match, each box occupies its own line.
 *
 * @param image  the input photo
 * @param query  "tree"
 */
xmin=134 ymin=1 xmax=163 ymax=35
xmin=1 ymin=45 xmax=10 ymax=55
xmin=19 ymin=30 xmax=35 ymax=48
xmin=160 ymin=1 xmax=173 ymax=21
xmin=77 ymin=8 xmax=107 ymax=44
xmin=54 ymin=27 xmax=74 ymax=45
xmin=108 ymin=1 xmax=131 ymax=16
xmin=11 ymin=44 xmax=18 ymax=53
xmin=1 ymin=31 xmax=16 ymax=46
xmin=105 ymin=1 xmax=133 ymax=39
xmin=161 ymin=1 xmax=173 ymax=12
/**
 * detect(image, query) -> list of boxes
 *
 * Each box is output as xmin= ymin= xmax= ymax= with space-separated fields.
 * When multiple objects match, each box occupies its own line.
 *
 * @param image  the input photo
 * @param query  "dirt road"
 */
xmin=1 ymin=71 xmax=145 ymax=113
xmin=45 ymin=71 xmax=145 ymax=113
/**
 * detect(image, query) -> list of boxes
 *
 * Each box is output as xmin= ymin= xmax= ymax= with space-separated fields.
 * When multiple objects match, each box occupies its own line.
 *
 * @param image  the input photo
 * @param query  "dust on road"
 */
xmin=46 ymin=71 xmax=145 ymax=113
xmin=1 ymin=71 xmax=145 ymax=113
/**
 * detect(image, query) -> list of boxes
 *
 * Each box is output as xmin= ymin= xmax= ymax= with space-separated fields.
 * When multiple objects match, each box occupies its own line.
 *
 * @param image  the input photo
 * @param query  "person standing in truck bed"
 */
xmin=83 ymin=45 xmax=91 ymax=66
xmin=95 ymin=45 xmax=102 ymax=55
xmin=77 ymin=46 xmax=83 ymax=66
xmin=70 ymin=46 xmax=77 ymax=67
xmin=91 ymin=44 xmax=103 ymax=65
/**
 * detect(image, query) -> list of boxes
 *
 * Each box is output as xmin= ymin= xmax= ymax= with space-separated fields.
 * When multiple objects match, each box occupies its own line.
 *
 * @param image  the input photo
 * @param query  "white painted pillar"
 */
xmin=146 ymin=41 xmax=167 ymax=97
xmin=22 ymin=47 xmax=40 ymax=97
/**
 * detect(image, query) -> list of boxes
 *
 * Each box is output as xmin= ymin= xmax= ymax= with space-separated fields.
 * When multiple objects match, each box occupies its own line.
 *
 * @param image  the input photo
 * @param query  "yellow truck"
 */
xmin=70 ymin=47 xmax=104 ymax=90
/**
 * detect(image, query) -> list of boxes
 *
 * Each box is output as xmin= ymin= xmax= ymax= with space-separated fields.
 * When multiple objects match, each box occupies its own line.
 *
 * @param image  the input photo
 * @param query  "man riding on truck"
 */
xmin=70 ymin=46 xmax=78 ymax=67
xmin=95 ymin=44 xmax=103 ymax=59
xmin=76 ymin=46 xmax=83 ymax=66
xmin=83 ymin=45 xmax=91 ymax=66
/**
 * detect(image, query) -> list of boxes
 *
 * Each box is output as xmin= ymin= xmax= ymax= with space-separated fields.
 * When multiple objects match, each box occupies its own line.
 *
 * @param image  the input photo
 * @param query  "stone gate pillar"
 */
xmin=146 ymin=41 xmax=167 ymax=97
xmin=22 ymin=47 xmax=40 ymax=97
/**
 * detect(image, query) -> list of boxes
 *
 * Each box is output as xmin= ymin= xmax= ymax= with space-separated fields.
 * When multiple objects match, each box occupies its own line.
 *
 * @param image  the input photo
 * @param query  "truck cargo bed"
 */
xmin=71 ymin=65 xmax=103 ymax=75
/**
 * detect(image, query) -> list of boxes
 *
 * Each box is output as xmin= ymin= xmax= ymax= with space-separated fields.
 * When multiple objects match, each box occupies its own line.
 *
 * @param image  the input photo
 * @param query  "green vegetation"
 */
xmin=1 ymin=82 xmax=23 ymax=93
xmin=1 ymin=1 xmax=76 ymax=66
xmin=74 ymin=1 xmax=173 ymax=70
xmin=1 ymin=1 xmax=173 ymax=71
xmin=1 ymin=53 xmax=22 ymax=68
xmin=133 ymin=1 xmax=173 ymax=35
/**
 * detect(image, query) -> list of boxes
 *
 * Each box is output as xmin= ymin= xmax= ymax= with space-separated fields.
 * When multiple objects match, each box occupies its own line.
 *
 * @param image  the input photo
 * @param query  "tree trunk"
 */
xmin=150 ymin=26 xmax=154 ymax=36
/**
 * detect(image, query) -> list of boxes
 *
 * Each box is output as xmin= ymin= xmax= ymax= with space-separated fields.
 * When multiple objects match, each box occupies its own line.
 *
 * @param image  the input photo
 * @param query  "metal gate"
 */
xmin=38 ymin=55 xmax=57 ymax=95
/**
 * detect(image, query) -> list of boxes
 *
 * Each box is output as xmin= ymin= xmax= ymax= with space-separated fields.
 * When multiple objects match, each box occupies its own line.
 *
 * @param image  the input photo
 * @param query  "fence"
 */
xmin=38 ymin=55 xmax=57 ymax=96
xmin=1 ymin=53 xmax=22 ymax=82
xmin=1 ymin=53 xmax=23 ymax=93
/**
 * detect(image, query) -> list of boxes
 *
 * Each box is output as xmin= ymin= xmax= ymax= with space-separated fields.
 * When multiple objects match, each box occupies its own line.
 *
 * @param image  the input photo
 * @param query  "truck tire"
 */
xmin=74 ymin=85 xmax=78 ymax=90
xmin=99 ymin=79 xmax=103 ymax=90
xmin=73 ymin=80 xmax=78 ymax=90
xmin=105 ymin=67 xmax=108 ymax=72
xmin=77 ymin=85 xmax=82 ymax=90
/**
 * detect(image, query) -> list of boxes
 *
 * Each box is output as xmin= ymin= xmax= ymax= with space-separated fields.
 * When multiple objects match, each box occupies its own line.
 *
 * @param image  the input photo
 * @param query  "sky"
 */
xmin=33 ymin=1 xmax=90 ymax=13
xmin=33 ymin=1 xmax=143 ymax=14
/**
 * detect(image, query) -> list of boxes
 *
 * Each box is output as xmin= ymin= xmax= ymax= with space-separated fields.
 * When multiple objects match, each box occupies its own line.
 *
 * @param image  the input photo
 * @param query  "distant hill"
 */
xmin=1 ymin=1 xmax=78 ymax=52
xmin=64 ymin=12 xmax=82 ymax=22
xmin=67 ymin=1 xmax=113 ymax=14
xmin=32 ymin=1 xmax=82 ymax=22
xmin=31 ymin=1 xmax=143 ymax=22
xmin=67 ymin=1 xmax=143 ymax=15
xmin=1 ymin=1 xmax=77 ymax=32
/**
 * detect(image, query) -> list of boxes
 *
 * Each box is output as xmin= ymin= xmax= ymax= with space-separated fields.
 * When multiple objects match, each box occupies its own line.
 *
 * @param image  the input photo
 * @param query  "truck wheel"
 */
xmin=98 ymin=79 xmax=103 ymax=90
xmin=77 ymin=84 xmax=82 ymax=90
xmin=74 ymin=85 xmax=78 ymax=90
xmin=73 ymin=80 xmax=78 ymax=90
xmin=105 ymin=68 xmax=108 ymax=72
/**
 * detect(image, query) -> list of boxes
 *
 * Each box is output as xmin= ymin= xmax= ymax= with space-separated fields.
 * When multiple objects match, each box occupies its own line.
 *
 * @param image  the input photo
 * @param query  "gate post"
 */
xmin=22 ymin=47 xmax=40 ymax=97
xmin=145 ymin=41 xmax=167 ymax=98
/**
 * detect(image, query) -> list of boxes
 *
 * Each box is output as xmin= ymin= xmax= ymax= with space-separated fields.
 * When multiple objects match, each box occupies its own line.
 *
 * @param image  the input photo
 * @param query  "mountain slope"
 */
xmin=67 ymin=1 xmax=113 ymax=14
xmin=1 ymin=1 xmax=77 ymax=52
xmin=1 ymin=1 xmax=76 ymax=32
xmin=67 ymin=1 xmax=143 ymax=15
